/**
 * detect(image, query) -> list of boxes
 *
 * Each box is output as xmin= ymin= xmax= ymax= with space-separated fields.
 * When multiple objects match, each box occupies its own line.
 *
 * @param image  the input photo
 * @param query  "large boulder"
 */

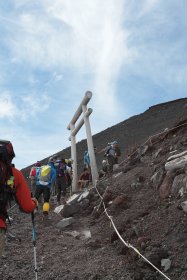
xmin=165 ymin=150 xmax=187 ymax=172
xmin=62 ymin=203 xmax=80 ymax=218
xmin=56 ymin=217 xmax=74 ymax=230
xmin=150 ymin=168 xmax=164 ymax=190
xmin=159 ymin=171 xmax=174 ymax=199
xmin=171 ymin=174 xmax=187 ymax=197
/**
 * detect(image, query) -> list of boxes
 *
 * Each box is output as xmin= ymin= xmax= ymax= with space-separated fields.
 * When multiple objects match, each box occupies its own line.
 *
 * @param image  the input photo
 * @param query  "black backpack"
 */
xmin=55 ymin=160 xmax=66 ymax=178
xmin=104 ymin=145 xmax=112 ymax=157
xmin=115 ymin=146 xmax=121 ymax=157
xmin=0 ymin=141 xmax=16 ymax=220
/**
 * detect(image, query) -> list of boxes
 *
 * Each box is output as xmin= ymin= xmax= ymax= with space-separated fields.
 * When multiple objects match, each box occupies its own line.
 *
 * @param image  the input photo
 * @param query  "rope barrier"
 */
xmin=119 ymin=120 xmax=187 ymax=167
xmin=93 ymin=180 xmax=172 ymax=280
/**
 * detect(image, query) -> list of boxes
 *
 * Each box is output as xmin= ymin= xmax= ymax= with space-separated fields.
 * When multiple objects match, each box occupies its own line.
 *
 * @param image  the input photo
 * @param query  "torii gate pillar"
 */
xmin=67 ymin=91 xmax=98 ymax=192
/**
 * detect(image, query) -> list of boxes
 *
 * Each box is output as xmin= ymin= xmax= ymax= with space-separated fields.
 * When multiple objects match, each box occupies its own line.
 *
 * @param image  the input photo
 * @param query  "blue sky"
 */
xmin=0 ymin=0 xmax=186 ymax=169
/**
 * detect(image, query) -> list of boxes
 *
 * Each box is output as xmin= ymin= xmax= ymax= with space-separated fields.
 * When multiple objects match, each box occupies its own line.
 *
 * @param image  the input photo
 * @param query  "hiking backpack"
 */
xmin=104 ymin=145 xmax=112 ymax=157
xmin=55 ymin=161 xmax=66 ymax=178
xmin=0 ymin=141 xmax=16 ymax=219
xmin=38 ymin=165 xmax=51 ymax=185
xmin=30 ymin=166 xmax=36 ymax=177
xmin=115 ymin=146 xmax=121 ymax=157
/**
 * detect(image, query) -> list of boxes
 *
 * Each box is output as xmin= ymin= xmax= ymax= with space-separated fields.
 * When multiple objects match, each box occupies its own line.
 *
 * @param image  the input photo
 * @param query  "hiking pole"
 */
xmin=31 ymin=212 xmax=38 ymax=280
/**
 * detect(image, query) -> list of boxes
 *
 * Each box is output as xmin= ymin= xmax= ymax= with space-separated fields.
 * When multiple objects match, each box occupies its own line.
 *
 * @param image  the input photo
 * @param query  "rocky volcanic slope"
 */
xmin=0 ymin=98 xmax=187 ymax=280
xmin=1 ymin=118 xmax=187 ymax=280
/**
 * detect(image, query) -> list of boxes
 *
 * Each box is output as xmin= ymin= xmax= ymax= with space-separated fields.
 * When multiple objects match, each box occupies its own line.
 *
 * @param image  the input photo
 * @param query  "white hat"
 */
xmin=48 ymin=157 xmax=55 ymax=163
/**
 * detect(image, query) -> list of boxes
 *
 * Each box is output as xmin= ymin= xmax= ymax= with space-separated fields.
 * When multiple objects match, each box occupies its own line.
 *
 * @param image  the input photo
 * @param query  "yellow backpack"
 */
xmin=38 ymin=165 xmax=51 ymax=185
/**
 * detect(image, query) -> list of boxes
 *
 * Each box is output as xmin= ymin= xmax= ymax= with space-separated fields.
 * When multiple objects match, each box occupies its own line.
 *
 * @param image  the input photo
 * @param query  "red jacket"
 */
xmin=0 ymin=167 xmax=36 ymax=229
xmin=79 ymin=172 xmax=90 ymax=181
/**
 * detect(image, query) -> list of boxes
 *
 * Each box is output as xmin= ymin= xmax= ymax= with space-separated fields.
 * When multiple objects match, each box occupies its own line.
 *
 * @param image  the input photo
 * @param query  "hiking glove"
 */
xmin=32 ymin=198 xmax=38 ymax=208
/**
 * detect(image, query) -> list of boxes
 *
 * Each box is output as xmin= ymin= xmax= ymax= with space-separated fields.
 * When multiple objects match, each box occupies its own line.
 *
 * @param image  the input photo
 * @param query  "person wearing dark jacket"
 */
xmin=104 ymin=141 xmax=121 ymax=173
xmin=55 ymin=158 xmax=67 ymax=205
xmin=78 ymin=167 xmax=91 ymax=190
xmin=0 ymin=140 xmax=37 ymax=259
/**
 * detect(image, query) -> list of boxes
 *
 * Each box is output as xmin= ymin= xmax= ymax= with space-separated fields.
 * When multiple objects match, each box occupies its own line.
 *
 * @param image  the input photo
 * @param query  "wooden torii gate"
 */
xmin=67 ymin=91 xmax=98 ymax=192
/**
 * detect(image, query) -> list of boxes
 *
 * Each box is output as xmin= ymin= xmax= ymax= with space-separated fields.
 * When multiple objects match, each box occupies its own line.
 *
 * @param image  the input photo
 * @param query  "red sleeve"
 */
xmin=0 ymin=218 xmax=6 ymax=228
xmin=13 ymin=167 xmax=36 ymax=213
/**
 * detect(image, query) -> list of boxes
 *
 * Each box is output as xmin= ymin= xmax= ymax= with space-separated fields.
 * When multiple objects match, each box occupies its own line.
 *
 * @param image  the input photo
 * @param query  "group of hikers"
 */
xmin=0 ymin=139 xmax=121 ymax=262
xmin=78 ymin=140 xmax=121 ymax=189
xmin=29 ymin=156 xmax=73 ymax=212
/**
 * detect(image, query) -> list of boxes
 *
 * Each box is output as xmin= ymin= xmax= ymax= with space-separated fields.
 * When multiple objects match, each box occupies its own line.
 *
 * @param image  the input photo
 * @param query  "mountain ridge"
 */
xmin=22 ymin=97 xmax=187 ymax=178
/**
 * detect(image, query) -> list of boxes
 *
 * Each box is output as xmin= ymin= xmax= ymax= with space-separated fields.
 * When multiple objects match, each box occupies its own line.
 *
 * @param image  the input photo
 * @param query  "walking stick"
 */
xmin=31 ymin=212 xmax=38 ymax=280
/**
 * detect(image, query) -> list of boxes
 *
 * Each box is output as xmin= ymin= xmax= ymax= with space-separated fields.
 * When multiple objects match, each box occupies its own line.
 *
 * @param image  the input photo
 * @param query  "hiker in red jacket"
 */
xmin=78 ymin=167 xmax=91 ymax=190
xmin=29 ymin=161 xmax=41 ymax=196
xmin=0 ymin=140 xmax=37 ymax=259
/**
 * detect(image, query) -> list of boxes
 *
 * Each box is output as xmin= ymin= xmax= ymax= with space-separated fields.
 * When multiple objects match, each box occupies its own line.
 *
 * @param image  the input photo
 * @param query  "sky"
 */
xmin=0 ymin=0 xmax=186 ymax=169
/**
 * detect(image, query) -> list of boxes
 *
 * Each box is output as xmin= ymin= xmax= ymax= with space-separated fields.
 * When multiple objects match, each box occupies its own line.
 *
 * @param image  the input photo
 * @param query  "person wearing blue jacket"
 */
xmin=34 ymin=157 xmax=56 ymax=218
xmin=83 ymin=151 xmax=90 ymax=168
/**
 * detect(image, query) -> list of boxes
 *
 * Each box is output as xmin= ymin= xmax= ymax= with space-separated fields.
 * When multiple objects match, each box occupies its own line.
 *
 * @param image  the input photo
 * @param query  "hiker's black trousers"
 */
xmin=34 ymin=186 xmax=50 ymax=202
xmin=56 ymin=176 xmax=67 ymax=202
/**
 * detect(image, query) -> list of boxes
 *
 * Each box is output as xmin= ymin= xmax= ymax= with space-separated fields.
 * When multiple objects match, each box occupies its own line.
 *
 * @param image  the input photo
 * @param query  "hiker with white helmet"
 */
xmin=107 ymin=141 xmax=121 ymax=172
xmin=101 ymin=141 xmax=121 ymax=173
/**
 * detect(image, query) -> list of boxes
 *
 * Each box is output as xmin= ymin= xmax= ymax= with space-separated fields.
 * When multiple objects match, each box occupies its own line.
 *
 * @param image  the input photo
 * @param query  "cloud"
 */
xmin=53 ymin=72 xmax=63 ymax=82
xmin=20 ymin=93 xmax=51 ymax=120
xmin=138 ymin=0 xmax=160 ymax=17
xmin=4 ymin=0 xmax=133 ymax=120
xmin=0 ymin=92 xmax=16 ymax=118
xmin=120 ymin=0 xmax=187 ymax=92
xmin=0 ymin=90 xmax=51 ymax=121
xmin=0 ymin=0 xmax=186 ymax=169
xmin=44 ymin=0 xmax=133 ymax=116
